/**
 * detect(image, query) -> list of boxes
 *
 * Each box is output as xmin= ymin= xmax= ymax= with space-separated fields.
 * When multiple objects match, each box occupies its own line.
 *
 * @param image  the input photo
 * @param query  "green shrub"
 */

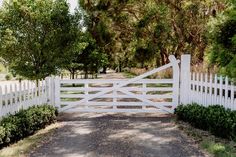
xmin=0 ymin=105 xmax=57 ymax=148
xmin=175 ymin=104 xmax=236 ymax=140
xmin=5 ymin=74 xmax=12 ymax=80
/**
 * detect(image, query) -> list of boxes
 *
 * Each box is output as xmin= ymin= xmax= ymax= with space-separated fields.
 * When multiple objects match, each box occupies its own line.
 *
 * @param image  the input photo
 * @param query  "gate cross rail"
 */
xmin=57 ymin=55 xmax=180 ymax=112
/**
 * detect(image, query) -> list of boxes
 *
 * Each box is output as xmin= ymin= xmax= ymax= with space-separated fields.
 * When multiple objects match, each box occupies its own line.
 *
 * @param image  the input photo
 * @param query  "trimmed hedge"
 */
xmin=0 ymin=105 xmax=58 ymax=147
xmin=175 ymin=104 xmax=236 ymax=140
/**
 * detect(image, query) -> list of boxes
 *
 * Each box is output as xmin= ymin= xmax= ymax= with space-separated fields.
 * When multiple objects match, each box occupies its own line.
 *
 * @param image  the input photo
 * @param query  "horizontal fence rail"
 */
xmin=58 ymin=79 xmax=175 ymax=113
xmin=56 ymin=55 xmax=180 ymax=113
xmin=0 ymin=55 xmax=235 ymax=117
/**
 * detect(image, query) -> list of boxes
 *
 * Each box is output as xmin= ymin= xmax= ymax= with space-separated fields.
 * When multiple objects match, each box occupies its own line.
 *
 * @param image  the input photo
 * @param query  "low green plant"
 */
xmin=0 ymin=105 xmax=57 ymax=148
xmin=175 ymin=104 xmax=236 ymax=140
xmin=5 ymin=74 xmax=12 ymax=80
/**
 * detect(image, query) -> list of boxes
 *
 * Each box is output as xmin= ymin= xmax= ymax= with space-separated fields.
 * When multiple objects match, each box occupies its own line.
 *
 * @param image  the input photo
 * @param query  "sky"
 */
xmin=0 ymin=0 xmax=78 ymax=13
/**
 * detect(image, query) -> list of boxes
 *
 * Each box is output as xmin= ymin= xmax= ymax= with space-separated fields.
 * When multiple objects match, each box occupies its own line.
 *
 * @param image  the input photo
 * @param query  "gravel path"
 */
xmin=29 ymin=72 xmax=208 ymax=157
xmin=30 ymin=113 xmax=208 ymax=157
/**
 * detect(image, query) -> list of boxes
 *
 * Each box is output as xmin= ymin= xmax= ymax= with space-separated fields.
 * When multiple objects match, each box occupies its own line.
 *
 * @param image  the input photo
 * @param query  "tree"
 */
xmin=77 ymin=33 xmax=108 ymax=78
xmin=80 ymin=0 xmax=228 ymax=70
xmin=60 ymin=8 xmax=109 ymax=79
xmin=206 ymin=1 xmax=236 ymax=78
xmin=60 ymin=10 xmax=87 ymax=79
xmin=0 ymin=0 xmax=71 ymax=80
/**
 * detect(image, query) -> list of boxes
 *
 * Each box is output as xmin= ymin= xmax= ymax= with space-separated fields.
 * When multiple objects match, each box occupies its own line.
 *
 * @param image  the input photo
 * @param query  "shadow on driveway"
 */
xmin=29 ymin=113 xmax=208 ymax=157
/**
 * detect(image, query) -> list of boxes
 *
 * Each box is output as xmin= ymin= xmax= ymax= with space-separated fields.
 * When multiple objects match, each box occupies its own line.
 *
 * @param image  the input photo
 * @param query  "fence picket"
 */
xmin=225 ymin=77 xmax=229 ymax=108
xmin=214 ymin=74 xmax=218 ymax=105
xmin=0 ymin=86 xmax=2 ymax=117
xmin=231 ymin=82 xmax=235 ymax=110
xmin=209 ymin=74 xmax=213 ymax=105
xmin=0 ymin=79 xmax=49 ymax=118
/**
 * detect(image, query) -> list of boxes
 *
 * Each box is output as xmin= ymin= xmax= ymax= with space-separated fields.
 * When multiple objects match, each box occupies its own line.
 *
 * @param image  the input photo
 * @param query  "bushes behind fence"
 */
xmin=175 ymin=103 xmax=236 ymax=140
xmin=0 ymin=105 xmax=58 ymax=147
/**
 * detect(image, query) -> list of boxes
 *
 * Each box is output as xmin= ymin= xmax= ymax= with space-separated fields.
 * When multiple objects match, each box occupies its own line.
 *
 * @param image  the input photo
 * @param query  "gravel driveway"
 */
xmin=29 ymin=113 xmax=208 ymax=157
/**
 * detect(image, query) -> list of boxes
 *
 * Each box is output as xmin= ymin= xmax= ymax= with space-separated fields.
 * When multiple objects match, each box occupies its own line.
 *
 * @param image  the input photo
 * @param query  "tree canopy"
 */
xmin=0 ymin=0 xmax=72 ymax=80
xmin=0 ymin=0 xmax=235 ymax=79
xmin=207 ymin=1 xmax=236 ymax=78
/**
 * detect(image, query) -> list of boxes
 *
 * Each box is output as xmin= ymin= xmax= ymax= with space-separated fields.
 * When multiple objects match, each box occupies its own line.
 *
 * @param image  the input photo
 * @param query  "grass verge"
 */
xmin=122 ymin=71 xmax=137 ymax=78
xmin=0 ymin=122 xmax=61 ymax=157
xmin=177 ymin=121 xmax=236 ymax=157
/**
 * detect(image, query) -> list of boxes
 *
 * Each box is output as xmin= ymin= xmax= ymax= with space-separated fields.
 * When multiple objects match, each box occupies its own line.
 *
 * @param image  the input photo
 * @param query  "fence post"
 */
xmin=54 ymin=77 xmax=60 ymax=109
xmin=180 ymin=54 xmax=191 ymax=105
xmin=45 ymin=77 xmax=51 ymax=105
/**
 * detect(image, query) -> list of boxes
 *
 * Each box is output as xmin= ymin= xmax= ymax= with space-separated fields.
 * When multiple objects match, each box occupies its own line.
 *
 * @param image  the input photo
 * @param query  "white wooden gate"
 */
xmin=55 ymin=55 xmax=180 ymax=113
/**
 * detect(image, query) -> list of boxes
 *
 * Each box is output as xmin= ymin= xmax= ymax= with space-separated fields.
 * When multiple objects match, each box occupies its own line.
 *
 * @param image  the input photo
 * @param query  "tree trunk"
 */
xmin=102 ymin=66 xmax=107 ymax=74
xmin=84 ymin=68 xmax=88 ymax=79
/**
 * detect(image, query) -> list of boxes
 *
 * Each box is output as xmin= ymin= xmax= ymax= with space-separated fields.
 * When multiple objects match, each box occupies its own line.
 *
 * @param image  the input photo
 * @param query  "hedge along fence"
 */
xmin=0 ymin=105 xmax=58 ymax=148
xmin=175 ymin=104 xmax=236 ymax=140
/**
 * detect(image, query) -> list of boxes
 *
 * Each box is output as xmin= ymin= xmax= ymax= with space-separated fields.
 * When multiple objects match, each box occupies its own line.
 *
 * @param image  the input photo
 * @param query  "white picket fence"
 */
xmin=180 ymin=55 xmax=236 ymax=110
xmin=187 ymin=73 xmax=236 ymax=110
xmin=0 ymin=78 xmax=55 ymax=117
xmin=0 ymin=54 xmax=235 ymax=117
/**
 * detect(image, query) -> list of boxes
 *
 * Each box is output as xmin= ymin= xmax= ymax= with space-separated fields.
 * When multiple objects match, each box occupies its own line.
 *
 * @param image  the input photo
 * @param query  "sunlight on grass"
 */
xmin=123 ymin=72 xmax=136 ymax=78
xmin=200 ymin=140 xmax=236 ymax=157
xmin=0 ymin=123 xmax=61 ymax=157
xmin=177 ymin=121 xmax=236 ymax=157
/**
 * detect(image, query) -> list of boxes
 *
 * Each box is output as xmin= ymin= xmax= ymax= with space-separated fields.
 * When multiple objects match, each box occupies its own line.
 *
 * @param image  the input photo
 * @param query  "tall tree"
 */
xmin=80 ymin=0 xmax=228 ymax=69
xmin=0 ymin=0 xmax=71 ymax=80
xmin=207 ymin=1 xmax=236 ymax=78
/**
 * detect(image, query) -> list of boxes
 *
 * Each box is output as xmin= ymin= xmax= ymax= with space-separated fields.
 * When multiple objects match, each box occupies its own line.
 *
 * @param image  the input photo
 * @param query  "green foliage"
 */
xmin=0 ymin=0 xmax=71 ymax=80
xmin=81 ymin=0 xmax=227 ymax=69
xmin=5 ymin=74 xmax=12 ymax=80
xmin=175 ymin=104 xmax=236 ymax=140
xmin=76 ymin=33 xmax=108 ymax=78
xmin=207 ymin=2 xmax=236 ymax=78
xmin=57 ymin=8 xmax=109 ymax=78
xmin=0 ymin=105 xmax=57 ymax=148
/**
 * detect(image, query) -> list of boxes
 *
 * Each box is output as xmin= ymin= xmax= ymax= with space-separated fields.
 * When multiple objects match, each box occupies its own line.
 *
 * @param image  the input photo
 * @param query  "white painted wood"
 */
xmin=113 ymin=83 xmax=117 ymax=109
xmin=231 ymin=82 xmax=235 ymax=110
xmin=142 ymin=83 xmax=147 ymax=109
xmin=1 ymin=55 xmax=236 ymax=117
xmin=0 ymin=79 xmax=49 ymax=118
xmin=0 ymin=86 xmax=2 ymax=117
xmin=61 ymin=101 xmax=172 ymax=107
xmin=180 ymin=55 xmax=191 ymax=105
xmin=54 ymin=77 xmax=60 ymax=108
xmin=204 ymin=73 xmax=208 ymax=106
xmin=60 ymin=87 xmax=173 ymax=92
xmin=60 ymin=55 xmax=180 ymax=112
xmin=187 ymin=72 xmax=236 ymax=110
xmin=85 ymin=83 xmax=89 ymax=108
xmin=225 ymin=77 xmax=229 ymax=108
xmin=209 ymin=74 xmax=213 ymax=105
xmin=64 ymin=108 xmax=167 ymax=113
xmin=60 ymin=79 xmax=174 ymax=84
xmin=10 ymin=84 xmax=13 ymax=106
xmin=60 ymin=93 xmax=172 ymax=99
xmin=219 ymin=76 xmax=223 ymax=105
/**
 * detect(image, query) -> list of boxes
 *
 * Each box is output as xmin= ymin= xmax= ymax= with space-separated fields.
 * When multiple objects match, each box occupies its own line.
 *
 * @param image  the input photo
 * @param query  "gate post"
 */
xmin=180 ymin=55 xmax=191 ymax=105
xmin=169 ymin=56 xmax=180 ymax=109
xmin=54 ymin=77 xmax=60 ymax=108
